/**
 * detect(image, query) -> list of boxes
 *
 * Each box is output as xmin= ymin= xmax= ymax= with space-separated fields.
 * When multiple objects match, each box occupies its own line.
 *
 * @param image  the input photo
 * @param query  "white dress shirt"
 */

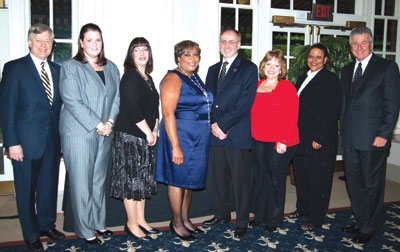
xmin=297 ymin=67 xmax=323 ymax=97
xmin=30 ymin=53 xmax=54 ymax=98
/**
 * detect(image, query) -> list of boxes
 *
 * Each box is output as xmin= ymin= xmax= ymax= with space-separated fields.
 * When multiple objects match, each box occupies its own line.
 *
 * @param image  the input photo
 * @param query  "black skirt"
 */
xmin=110 ymin=131 xmax=157 ymax=200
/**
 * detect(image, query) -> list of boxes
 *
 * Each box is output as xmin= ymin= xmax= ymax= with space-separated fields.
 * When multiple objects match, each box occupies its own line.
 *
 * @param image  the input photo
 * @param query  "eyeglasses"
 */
xmin=308 ymin=55 xmax=324 ymax=60
xmin=219 ymin=40 xmax=239 ymax=46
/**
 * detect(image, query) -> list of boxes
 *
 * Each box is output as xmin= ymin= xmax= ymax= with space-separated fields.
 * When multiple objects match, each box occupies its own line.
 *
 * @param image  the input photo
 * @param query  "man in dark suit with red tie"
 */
xmin=340 ymin=26 xmax=400 ymax=244
xmin=0 ymin=24 xmax=64 ymax=252
xmin=202 ymin=29 xmax=258 ymax=239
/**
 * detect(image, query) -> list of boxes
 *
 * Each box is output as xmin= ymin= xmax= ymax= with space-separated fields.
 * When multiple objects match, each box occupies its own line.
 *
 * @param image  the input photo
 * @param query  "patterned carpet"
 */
xmin=1 ymin=203 xmax=399 ymax=251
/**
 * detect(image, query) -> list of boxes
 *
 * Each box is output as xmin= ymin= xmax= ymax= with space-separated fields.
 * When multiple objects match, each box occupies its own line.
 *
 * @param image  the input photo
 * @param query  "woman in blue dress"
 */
xmin=155 ymin=40 xmax=213 ymax=241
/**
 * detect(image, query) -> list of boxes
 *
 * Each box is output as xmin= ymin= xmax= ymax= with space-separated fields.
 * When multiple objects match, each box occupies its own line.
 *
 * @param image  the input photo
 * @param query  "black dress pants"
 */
xmin=292 ymin=141 xmax=336 ymax=227
xmin=209 ymin=146 xmax=251 ymax=229
xmin=252 ymin=140 xmax=295 ymax=228
xmin=343 ymin=145 xmax=388 ymax=236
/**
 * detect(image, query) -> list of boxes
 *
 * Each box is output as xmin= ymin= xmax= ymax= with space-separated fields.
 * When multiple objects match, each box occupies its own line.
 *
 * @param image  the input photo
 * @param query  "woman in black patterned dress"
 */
xmin=110 ymin=37 xmax=160 ymax=240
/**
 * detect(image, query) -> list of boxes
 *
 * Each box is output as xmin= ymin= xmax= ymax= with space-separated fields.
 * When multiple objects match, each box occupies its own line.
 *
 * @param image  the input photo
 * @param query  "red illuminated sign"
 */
xmin=308 ymin=4 xmax=333 ymax=21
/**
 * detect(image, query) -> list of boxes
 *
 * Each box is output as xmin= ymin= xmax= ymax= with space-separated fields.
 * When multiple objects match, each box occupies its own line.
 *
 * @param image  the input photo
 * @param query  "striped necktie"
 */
xmin=217 ymin=61 xmax=229 ymax=91
xmin=351 ymin=62 xmax=362 ymax=96
xmin=40 ymin=62 xmax=53 ymax=105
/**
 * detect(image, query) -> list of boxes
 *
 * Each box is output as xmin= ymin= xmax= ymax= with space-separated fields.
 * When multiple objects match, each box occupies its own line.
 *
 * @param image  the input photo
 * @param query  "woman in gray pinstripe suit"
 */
xmin=59 ymin=23 xmax=120 ymax=244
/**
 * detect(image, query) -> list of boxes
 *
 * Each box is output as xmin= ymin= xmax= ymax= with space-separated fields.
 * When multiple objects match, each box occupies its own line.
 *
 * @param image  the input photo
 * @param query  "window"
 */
xmin=374 ymin=0 xmax=397 ymax=60
xmin=219 ymin=0 xmax=255 ymax=61
xmin=271 ymin=0 xmax=355 ymax=14
xmin=31 ymin=0 xmax=72 ymax=65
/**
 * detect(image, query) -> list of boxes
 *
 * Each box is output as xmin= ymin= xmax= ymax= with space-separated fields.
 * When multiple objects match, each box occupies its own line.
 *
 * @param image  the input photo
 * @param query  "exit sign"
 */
xmin=308 ymin=3 xmax=333 ymax=21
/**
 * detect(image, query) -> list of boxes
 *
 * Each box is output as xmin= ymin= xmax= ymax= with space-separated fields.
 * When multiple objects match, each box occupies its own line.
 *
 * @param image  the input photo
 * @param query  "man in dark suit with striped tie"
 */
xmin=202 ymin=29 xmax=258 ymax=239
xmin=0 ymin=24 xmax=64 ymax=252
xmin=340 ymin=26 xmax=400 ymax=244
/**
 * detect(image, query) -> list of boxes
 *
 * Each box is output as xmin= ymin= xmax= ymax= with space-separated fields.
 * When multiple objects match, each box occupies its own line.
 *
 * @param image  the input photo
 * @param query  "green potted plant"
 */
xmin=287 ymin=36 xmax=352 ymax=83
xmin=287 ymin=36 xmax=352 ymax=175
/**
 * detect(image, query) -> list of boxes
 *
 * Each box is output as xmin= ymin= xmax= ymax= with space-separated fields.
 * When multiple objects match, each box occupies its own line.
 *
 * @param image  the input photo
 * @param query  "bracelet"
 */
xmin=107 ymin=120 xmax=114 ymax=125
xmin=106 ymin=121 xmax=113 ymax=127
xmin=152 ymin=127 xmax=159 ymax=136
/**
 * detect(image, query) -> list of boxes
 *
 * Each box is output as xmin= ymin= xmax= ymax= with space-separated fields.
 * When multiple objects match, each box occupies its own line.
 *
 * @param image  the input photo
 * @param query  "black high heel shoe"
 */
xmin=139 ymin=225 xmax=161 ymax=235
xmin=124 ymin=224 xmax=150 ymax=241
xmin=95 ymin=229 xmax=113 ymax=236
xmin=83 ymin=237 xmax=102 ymax=244
xmin=184 ymin=224 xmax=205 ymax=234
xmin=169 ymin=221 xmax=196 ymax=241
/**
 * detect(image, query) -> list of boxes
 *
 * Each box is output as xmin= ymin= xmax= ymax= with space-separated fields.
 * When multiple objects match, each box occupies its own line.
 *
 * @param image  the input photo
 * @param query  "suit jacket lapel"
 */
xmin=218 ymin=56 xmax=241 ymax=94
xmin=354 ymin=54 xmax=377 ymax=95
xmin=295 ymin=74 xmax=307 ymax=91
xmin=345 ymin=61 xmax=356 ymax=98
xmin=212 ymin=62 xmax=222 ymax=95
xmin=49 ymin=62 xmax=60 ymax=105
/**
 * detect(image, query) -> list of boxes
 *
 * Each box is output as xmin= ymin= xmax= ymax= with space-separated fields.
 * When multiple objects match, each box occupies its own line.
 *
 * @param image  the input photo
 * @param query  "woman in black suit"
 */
xmin=290 ymin=44 xmax=342 ymax=231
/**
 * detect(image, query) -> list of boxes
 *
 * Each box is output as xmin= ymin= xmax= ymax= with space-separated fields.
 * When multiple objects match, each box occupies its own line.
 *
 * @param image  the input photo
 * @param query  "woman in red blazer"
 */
xmin=250 ymin=49 xmax=299 ymax=232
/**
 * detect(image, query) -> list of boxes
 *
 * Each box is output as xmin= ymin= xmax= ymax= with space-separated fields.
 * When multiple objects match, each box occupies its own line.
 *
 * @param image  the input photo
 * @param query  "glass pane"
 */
xmin=320 ymin=34 xmax=334 ymax=41
xmin=31 ymin=0 xmax=49 ymax=25
xmin=294 ymin=0 xmax=312 ymax=11
xmin=53 ymin=0 xmax=71 ymax=39
xmin=337 ymin=0 xmax=355 ymax=14
xmin=238 ymin=0 xmax=250 ymax=5
xmin=374 ymin=19 xmax=384 ymax=52
xmin=53 ymin=42 xmax=72 ymax=65
xmin=387 ymin=20 xmax=397 ymax=52
xmin=375 ymin=0 xmax=382 ymax=15
xmin=385 ymin=0 xmax=395 ymax=16
xmin=316 ymin=0 xmax=333 ymax=5
xmin=271 ymin=0 xmax=289 ymax=9
xmin=239 ymin=9 xmax=252 ymax=46
xmin=386 ymin=55 xmax=396 ymax=61
xmin=220 ymin=0 xmax=233 ymax=3
xmin=221 ymin=7 xmax=235 ymax=31
xmin=238 ymin=48 xmax=252 ymax=61
xmin=290 ymin=33 xmax=305 ymax=56
xmin=272 ymin=32 xmax=287 ymax=56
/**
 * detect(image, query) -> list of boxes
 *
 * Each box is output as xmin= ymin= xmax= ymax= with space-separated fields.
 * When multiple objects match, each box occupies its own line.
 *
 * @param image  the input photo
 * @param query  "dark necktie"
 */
xmin=40 ymin=62 xmax=53 ymax=105
xmin=351 ymin=62 xmax=362 ymax=96
xmin=217 ymin=61 xmax=229 ymax=91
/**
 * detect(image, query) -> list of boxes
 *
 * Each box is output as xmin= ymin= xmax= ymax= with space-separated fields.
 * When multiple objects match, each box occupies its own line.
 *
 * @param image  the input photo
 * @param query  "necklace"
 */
xmin=136 ymin=68 xmax=153 ymax=91
xmin=136 ymin=68 xmax=148 ymax=80
xmin=179 ymin=67 xmax=211 ymax=124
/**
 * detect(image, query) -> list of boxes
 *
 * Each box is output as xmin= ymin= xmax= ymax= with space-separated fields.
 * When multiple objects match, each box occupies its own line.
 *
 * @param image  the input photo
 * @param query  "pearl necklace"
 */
xmin=179 ymin=67 xmax=211 ymax=124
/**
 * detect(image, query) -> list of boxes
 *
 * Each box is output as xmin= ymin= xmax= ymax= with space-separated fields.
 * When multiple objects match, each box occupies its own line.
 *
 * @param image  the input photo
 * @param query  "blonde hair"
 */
xmin=259 ymin=49 xmax=287 ymax=80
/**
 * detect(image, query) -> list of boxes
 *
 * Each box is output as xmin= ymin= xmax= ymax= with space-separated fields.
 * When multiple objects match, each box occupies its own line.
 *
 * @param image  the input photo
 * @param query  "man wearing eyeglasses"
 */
xmin=202 ymin=29 xmax=258 ymax=239
xmin=340 ymin=26 xmax=400 ymax=244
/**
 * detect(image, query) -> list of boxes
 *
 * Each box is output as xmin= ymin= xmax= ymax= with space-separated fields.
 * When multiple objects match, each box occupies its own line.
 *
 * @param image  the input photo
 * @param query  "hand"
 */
xmin=96 ymin=122 xmax=106 ymax=135
xmin=172 ymin=146 xmax=184 ymax=166
xmin=146 ymin=133 xmax=156 ymax=146
xmin=150 ymin=132 xmax=158 ymax=146
xmin=276 ymin=142 xmax=287 ymax=154
xmin=372 ymin=136 xmax=387 ymax=147
xmin=9 ymin=145 xmax=24 ymax=162
xmin=211 ymin=123 xmax=227 ymax=140
xmin=102 ymin=124 xmax=112 ymax=136
xmin=312 ymin=141 xmax=322 ymax=150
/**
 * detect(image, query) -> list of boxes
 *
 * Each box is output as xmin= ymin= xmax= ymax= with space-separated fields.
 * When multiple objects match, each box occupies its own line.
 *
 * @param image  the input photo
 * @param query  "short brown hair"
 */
xmin=259 ymin=49 xmax=287 ymax=80
xmin=174 ymin=40 xmax=201 ymax=65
